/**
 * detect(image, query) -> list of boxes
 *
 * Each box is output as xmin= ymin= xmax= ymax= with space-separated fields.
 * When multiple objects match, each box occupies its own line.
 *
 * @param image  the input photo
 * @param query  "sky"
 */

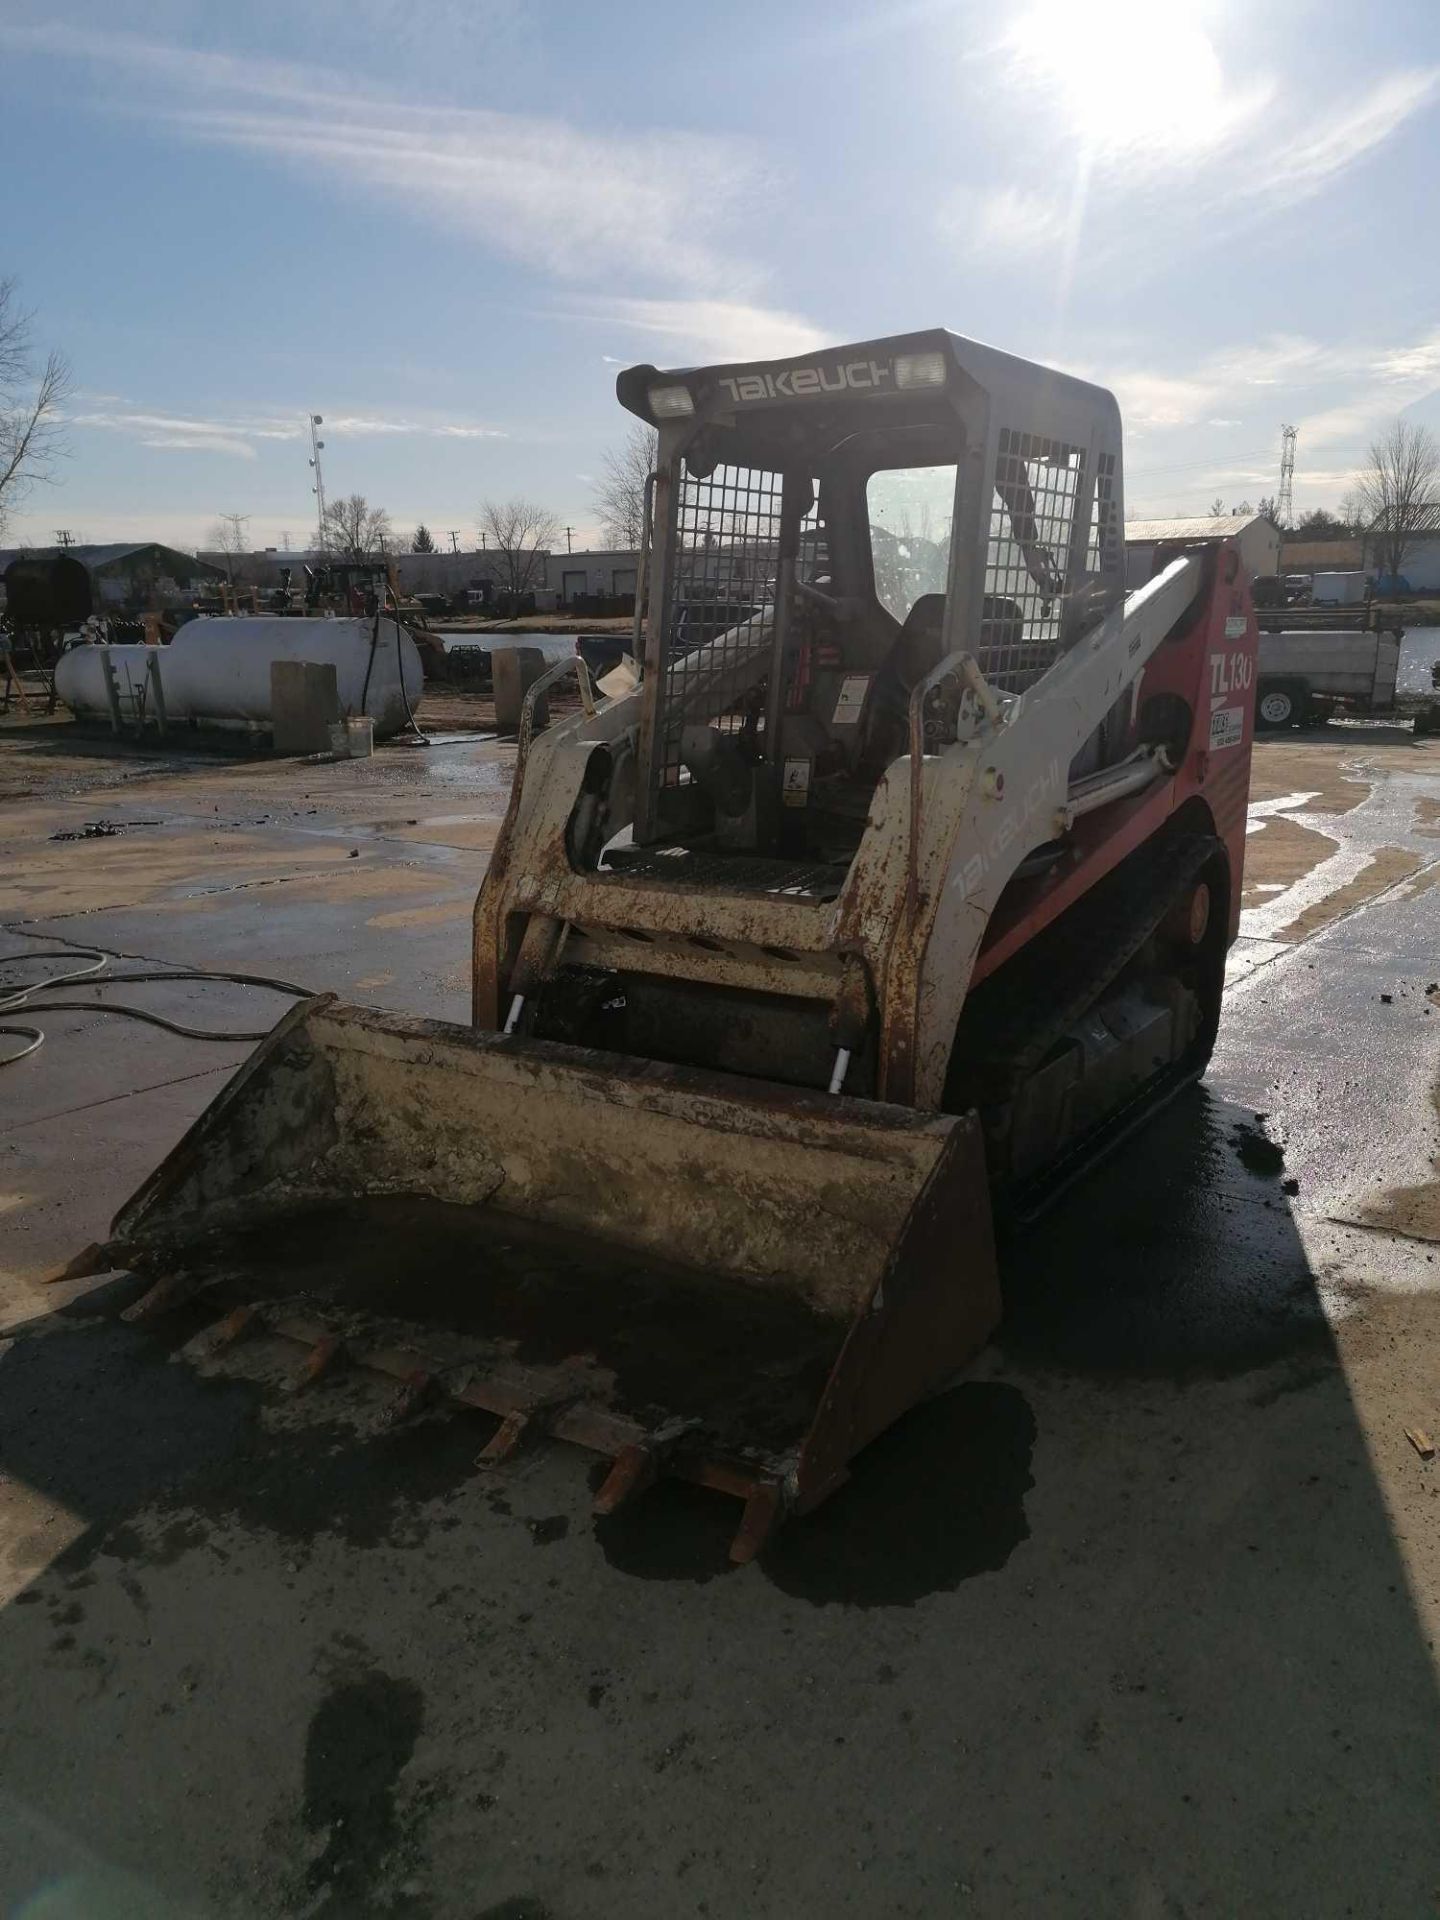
xmin=2 ymin=0 xmax=1439 ymax=553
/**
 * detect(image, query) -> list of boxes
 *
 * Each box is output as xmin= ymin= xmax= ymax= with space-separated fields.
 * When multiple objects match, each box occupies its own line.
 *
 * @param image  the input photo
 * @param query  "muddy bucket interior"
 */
xmin=98 ymin=998 xmax=1001 ymax=1556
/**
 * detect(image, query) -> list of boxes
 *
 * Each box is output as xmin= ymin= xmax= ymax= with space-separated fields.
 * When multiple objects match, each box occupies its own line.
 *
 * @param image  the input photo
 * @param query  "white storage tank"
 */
xmin=54 ymin=617 xmax=424 ymax=739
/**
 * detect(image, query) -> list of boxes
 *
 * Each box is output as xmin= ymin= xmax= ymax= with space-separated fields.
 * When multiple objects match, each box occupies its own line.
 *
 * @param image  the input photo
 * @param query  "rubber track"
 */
xmin=959 ymin=828 xmax=1223 ymax=1088
xmin=953 ymin=827 xmax=1226 ymax=1218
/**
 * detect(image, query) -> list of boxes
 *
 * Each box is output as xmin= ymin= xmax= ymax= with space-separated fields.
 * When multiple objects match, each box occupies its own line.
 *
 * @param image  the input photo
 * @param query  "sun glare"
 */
xmin=1009 ymin=0 xmax=1230 ymax=157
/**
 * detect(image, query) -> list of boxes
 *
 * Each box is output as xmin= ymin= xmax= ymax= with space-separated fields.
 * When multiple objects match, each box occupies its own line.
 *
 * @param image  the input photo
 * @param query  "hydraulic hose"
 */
xmin=0 ymin=948 xmax=311 ymax=1068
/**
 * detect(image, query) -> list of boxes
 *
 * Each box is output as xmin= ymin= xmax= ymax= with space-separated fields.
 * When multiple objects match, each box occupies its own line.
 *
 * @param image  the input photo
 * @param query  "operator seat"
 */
xmin=860 ymin=594 xmax=947 ymax=770
xmin=863 ymin=592 xmax=1034 ymax=767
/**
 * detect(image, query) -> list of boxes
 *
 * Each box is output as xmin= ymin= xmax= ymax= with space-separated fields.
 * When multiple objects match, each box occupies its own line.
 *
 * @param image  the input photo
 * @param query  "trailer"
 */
xmin=1255 ymin=628 xmax=1403 ymax=728
xmin=1312 ymin=571 xmax=1369 ymax=607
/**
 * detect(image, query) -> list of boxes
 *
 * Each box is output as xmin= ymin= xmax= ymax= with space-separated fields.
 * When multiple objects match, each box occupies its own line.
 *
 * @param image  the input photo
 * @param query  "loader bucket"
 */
xmin=96 ymin=997 xmax=1000 ymax=1558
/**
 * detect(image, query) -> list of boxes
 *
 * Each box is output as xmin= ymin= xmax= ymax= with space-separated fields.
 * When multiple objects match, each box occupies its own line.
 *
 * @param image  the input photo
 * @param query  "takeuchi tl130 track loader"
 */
xmin=85 ymin=331 xmax=1257 ymax=1560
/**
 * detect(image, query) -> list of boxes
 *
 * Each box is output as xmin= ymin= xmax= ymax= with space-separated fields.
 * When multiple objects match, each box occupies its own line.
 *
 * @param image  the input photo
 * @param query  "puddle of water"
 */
xmin=1398 ymin=629 xmax=1440 ymax=694
xmin=1248 ymin=791 xmax=1322 ymax=821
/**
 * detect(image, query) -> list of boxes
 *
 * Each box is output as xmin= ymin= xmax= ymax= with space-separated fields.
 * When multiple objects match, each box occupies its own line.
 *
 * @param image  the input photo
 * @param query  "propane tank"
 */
xmin=54 ymin=617 xmax=424 ymax=738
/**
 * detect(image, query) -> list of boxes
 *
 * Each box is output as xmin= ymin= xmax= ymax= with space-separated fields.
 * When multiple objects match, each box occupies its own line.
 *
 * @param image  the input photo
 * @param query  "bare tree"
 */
xmin=206 ymin=511 xmax=251 ymax=585
xmin=1353 ymin=421 xmax=1440 ymax=581
xmin=0 ymin=278 xmax=71 ymax=541
xmin=592 ymin=424 xmax=657 ymax=549
xmin=1337 ymin=488 xmax=1372 ymax=539
xmin=478 ymin=498 xmax=560 ymax=600
xmin=321 ymin=493 xmax=393 ymax=561
xmin=1207 ymin=496 xmax=1226 ymax=517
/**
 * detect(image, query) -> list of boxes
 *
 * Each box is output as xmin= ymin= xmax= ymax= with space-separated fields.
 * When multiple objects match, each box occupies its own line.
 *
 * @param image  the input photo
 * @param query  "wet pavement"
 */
xmin=1 ymin=717 xmax=1438 ymax=1916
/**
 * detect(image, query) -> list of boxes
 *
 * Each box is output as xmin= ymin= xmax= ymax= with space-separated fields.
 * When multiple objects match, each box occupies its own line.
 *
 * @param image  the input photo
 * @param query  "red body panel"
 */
xmin=972 ymin=541 xmax=1257 ymax=984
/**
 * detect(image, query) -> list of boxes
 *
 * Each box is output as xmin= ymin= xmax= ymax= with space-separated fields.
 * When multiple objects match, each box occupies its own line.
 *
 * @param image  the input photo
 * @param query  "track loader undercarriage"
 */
xmin=69 ymin=331 xmax=1258 ymax=1559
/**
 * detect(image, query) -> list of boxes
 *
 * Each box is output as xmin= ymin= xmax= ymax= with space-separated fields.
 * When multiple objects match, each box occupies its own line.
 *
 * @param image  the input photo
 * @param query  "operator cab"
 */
xmin=594 ymin=331 xmax=1124 ymax=893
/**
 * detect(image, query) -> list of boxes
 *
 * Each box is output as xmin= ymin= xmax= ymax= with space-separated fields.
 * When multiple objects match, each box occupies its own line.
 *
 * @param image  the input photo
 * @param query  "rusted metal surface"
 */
xmin=107 ymin=1001 xmax=972 ymax=1317
xmin=293 ymin=1330 xmax=344 ymax=1390
xmin=118 ymin=1268 xmax=196 ymax=1323
xmin=729 ymin=1480 xmax=785 ymax=1565
xmin=94 ymin=1000 xmax=1000 ymax=1559
xmin=383 ymin=1368 xmax=435 ymax=1427
xmin=129 ymin=1284 xmax=810 ymax=1557
xmin=197 ymin=1302 xmax=259 ymax=1358
xmin=470 ymin=512 xmax=1223 ymax=1105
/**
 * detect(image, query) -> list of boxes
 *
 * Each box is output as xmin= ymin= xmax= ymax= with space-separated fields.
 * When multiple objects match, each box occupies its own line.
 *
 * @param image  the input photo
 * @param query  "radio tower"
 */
xmin=1277 ymin=424 xmax=1297 ymax=530
xmin=308 ymin=413 xmax=327 ymax=549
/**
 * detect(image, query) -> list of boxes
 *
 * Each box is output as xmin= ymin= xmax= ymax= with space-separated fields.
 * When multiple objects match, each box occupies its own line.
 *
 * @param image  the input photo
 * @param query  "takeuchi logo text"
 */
xmin=718 ymin=362 xmax=893 ymax=403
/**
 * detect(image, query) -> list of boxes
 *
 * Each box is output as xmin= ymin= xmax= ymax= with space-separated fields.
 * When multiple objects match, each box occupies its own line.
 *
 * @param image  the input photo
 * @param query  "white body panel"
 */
xmin=55 ymin=617 xmax=423 ymax=737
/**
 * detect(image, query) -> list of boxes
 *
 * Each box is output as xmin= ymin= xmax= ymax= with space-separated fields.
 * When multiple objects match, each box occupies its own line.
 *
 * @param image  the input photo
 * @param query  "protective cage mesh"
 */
xmin=656 ymin=463 xmax=822 ymax=790
xmin=1085 ymin=450 xmax=1119 ymax=577
xmin=980 ymin=428 xmax=1089 ymax=692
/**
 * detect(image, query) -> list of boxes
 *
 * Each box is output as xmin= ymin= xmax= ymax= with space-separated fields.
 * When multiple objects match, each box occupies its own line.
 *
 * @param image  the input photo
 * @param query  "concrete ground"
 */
xmin=1 ymin=712 xmax=1438 ymax=1918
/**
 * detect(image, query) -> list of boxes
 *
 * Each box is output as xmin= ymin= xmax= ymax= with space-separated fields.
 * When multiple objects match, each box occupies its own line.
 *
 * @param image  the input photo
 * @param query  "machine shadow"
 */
xmin=770 ymin=1079 xmax=1440 ymax=1904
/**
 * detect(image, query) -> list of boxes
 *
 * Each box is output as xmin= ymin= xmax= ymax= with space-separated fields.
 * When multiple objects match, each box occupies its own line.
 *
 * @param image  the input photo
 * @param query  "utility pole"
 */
xmin=54 ymin=528 xmax=75 ymax=547
xmin=1277 ymin=424 xmax=1297 ymax=531
xmin=448 ymin=529 xmax=460 ymax=552
xmin=308 ymin=413 xmax=327 ymax=549
xmin=564 ymin=525 xmax=574 ymax=553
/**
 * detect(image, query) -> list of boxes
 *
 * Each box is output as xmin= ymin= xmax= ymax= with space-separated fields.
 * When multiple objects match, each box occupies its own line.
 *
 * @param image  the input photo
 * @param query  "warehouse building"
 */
xmin=1124 ymin=513 xmax=1281 ymax=587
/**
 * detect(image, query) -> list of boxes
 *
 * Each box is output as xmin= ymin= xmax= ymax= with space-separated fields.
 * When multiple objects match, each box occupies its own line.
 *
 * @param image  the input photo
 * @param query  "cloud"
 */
xmin=940 ymin=186 xmax=1072 ymax=261
xmin=1094 ymin=326 xmax=1440 ymax=448
xmin=1102 ymin=319 xmax=1440 ymax=514
xmin=67 ymin=404 xmax=508 ymax=455
xmin=557 ymin=297 xmax=830 ymax=365
xmin=1108 ymin=372 xmax=1219 ymax=433
xmin=2 ymin=23 xmax=777 ymax=299
xmin=141 ymin=432 xmax=258 ymax=459
xmin=1252 ymin=70 xmax=1440 ymax=208
xmin=1376 ymin=332 xmax=1440 ymax=386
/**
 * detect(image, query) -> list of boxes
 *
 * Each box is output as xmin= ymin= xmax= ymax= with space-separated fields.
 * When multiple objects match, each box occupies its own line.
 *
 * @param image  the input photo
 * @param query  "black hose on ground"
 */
xmin=0 ymin=948 xmax=312 ymax=1068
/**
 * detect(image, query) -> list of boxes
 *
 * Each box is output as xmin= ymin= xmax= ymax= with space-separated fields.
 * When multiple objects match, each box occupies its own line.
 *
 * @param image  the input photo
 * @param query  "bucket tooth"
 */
xmin=729 ymin=1480 xmax=785 ymax=1565
xmin=119 ymin=1269 xmax=197 ymax=1324
xmin=592 ymin=1444 xmax=656 ymax=1516
xmin=291 ymin=1331 xmax=345 ymax=1392
xmin=476 ymin=1408 xmax=533 ymax=1465
xmin=182 ymin=1301 xmax=261 ymax=1362
xmin=42 ymin=1241 xmax=110 ymax=1287
xmin=477 ymin=1380 xmax=589 ymax=1466
xmin=382 ymin=1367 xmax=436 ymax=1428
xmin=593 ymin=1418 xmax=699 ymax=1516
